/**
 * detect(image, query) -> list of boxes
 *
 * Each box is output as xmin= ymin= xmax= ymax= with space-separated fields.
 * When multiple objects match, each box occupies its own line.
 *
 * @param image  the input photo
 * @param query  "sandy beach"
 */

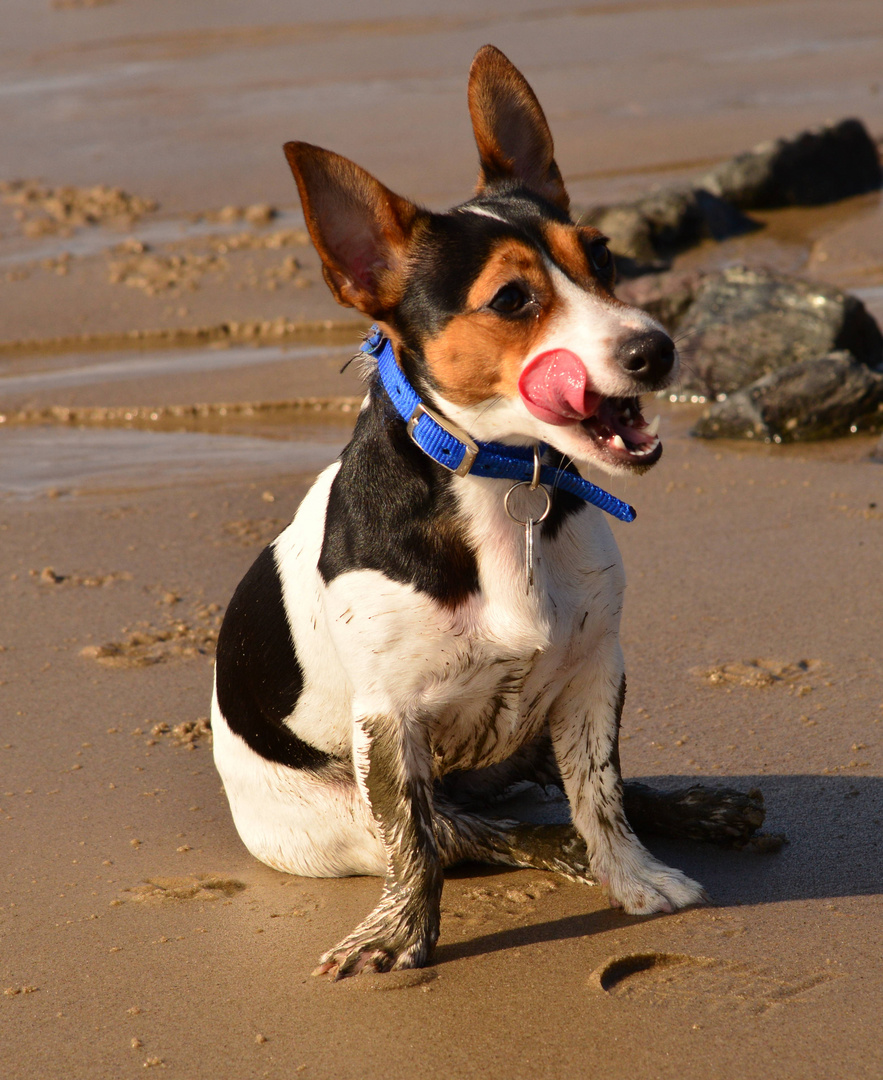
xmin=2 ymin=3 xmax=882 ymax=1078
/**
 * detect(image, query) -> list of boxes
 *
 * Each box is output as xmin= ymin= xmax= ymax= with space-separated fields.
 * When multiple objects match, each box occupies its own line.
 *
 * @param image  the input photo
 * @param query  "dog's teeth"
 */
xmin=611 ymin=433 xmax=628 ymax=452
xmin=646 ymin=415 xmax=661 ymax=437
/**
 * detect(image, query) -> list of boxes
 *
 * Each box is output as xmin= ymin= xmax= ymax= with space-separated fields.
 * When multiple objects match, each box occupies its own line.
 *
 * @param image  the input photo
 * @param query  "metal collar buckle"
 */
xmin=406 ymin=402 xmax=479 ymax=477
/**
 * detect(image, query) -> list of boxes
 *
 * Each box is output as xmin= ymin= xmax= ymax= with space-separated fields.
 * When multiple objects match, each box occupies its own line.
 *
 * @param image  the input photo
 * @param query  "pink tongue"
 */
xmin=518 ymin=349 xmax=601 ymax=426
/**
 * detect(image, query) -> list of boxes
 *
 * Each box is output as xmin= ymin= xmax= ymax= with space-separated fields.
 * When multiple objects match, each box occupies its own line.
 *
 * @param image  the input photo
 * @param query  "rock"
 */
xmin=698 ymin=118 xmax=882 ymax=209
xmin=617 ymin=270 xmax=702 ymax=333
xmin=674 ymin=265 xmax=883 ymax=399
xmin=873 ymin=435 xmax=883 ymax=463
xmin=692 ymin=351 xmax=883 ymax=442
xmin=582 ymin=186 xmax=756 ymax=269
xmin=584 ymin=202 xmax=657 ymax=264
xmin=580 ymin=118 xmax=880 ymax=268
xmin=636 ymin=186 xmax=756 ymax=249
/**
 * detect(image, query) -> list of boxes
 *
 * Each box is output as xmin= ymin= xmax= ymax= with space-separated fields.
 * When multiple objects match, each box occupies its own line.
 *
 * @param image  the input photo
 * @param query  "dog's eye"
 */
xmin=588 ymin=240 xmax=611 ymax=271
xmin=489 ymin=283 xmax=529 ymax=314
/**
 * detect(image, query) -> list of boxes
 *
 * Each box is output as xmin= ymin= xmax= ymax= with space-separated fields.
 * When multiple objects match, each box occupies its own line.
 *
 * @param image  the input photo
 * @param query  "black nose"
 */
xmin=616 ymin=330 xmax=675 ymax=385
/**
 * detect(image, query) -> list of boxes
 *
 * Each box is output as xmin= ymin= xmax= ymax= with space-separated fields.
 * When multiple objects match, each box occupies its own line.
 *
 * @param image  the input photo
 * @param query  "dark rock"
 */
xmin=692 ymin=351 xmax=883 ymax=442
xmin=579 ymin=119 xmax=880 ymax=270
xmin=631 ymin=187 xmax=708 ymax=254
xmin=698 ymin=118 xmax=882 ymax=209
xmin=617 ymin=270 xmax=702 ymax=333
xmin=674 ymin=265 xmax=883 ymax=399
xmin=583 ymin=202 xmax=657 ymax=264
xmin=581 ymin=186 xmax=757 ymax=270
xmin=693 ymin=188 xmax=760 ymax=241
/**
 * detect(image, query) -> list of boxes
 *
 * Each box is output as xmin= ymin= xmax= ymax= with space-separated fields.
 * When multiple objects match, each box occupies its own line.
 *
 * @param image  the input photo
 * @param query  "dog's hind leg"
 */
xmin=431 ymin=798 xmax=597 ymax=882
xmin=441 ymin=731 xmax=766 ymax=850
xmin=623 ymin=782 xmax=766 ymax=848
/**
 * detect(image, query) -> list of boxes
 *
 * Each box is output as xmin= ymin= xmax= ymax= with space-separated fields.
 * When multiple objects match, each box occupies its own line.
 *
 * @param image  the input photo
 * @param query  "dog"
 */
xmin=211 ymin=44 xmax=763 ymax=979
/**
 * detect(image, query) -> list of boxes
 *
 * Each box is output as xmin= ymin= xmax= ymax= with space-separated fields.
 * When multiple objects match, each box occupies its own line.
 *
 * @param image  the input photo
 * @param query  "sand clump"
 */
xmin=0 ymin=179 xmax=158 ymax=236
xmin=0 ymin=396 xmax=361 ymax=428
xmin=691 ymin=658 xmax=822 ymax=689
xmin=121 ymin=875 xmax=246 ymax=903
xmin=0 ymin=317 xmax=360 ymax=360
xmin=193 ymin=203 xmax=278 ymax=227
xmin=107 ymin=248 xmax=230 ymax=296
xmin=79 ymin=597 xmax=223 ymax=667
xmin=31 ymin=566 xmax=132 ymax=588
xmin=205 ymin=227 xmax=309 ymax=252
xmin=105 ymin=244 xmax=309 ymax=297
xmin=138 ymin=717 xmax=212 ymax=750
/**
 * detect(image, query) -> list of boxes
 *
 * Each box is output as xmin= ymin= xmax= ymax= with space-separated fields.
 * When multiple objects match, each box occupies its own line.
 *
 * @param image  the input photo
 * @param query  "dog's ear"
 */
xmin=468 ymin=45 xmax=569 ymax=213
xmin=283 ymin=141 xmax=420 ymax=315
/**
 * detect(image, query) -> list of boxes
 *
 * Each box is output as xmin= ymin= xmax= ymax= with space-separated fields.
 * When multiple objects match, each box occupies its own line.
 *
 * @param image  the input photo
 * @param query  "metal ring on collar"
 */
xmin=503 ymin=481 xmax=552 ymax=525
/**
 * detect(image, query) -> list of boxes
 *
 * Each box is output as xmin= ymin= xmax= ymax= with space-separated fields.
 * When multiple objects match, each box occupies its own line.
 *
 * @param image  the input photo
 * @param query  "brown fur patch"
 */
xmin=543 ymin=223 xmax=619 ymax=299
xmin=422 ymin=239 xmax=558 ymax=406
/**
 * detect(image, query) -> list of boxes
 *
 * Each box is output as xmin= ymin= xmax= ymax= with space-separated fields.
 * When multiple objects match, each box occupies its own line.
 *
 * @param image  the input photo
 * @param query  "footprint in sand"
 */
xmin=590 ymin=952 xmax=837 ymax=1014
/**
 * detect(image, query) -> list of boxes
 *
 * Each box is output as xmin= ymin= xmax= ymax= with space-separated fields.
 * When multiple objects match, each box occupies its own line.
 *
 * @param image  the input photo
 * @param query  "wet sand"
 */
xmin=2 ymin=3 xmax=882 ymax=1078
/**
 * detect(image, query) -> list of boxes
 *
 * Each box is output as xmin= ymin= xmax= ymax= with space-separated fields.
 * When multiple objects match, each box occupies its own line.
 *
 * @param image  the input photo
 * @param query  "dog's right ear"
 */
xmin=283 ymin=142 xmax=420 ymax=316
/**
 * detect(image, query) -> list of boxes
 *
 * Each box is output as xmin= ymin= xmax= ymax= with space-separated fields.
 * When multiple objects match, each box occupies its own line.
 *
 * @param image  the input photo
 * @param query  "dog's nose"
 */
xmin=617 ymin=330 xmax=675 ymax=385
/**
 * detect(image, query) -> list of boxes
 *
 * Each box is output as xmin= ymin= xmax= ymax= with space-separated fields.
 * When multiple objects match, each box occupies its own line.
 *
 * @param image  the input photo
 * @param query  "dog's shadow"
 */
xmin=649 ymin=772 xmax=882 ymax=905
xmin=435 ymin=908 xmax=625 ymax=966
xmin=433 ymin=772 xmax=882 ymax=965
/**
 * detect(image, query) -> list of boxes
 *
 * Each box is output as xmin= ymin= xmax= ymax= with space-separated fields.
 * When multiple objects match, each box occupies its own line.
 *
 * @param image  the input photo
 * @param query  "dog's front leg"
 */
xmin=314 ymin=711 xmax=442 ymax=979
xmin=550 ymin=660 xmax=708 ymax=914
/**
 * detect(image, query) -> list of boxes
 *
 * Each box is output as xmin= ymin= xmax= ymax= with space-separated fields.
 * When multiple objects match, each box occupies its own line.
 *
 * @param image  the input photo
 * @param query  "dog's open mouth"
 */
xmin=581 ymin=395 xmax=661 ymax=467
xmin=518 ymin=350 xmax=662 ymax=470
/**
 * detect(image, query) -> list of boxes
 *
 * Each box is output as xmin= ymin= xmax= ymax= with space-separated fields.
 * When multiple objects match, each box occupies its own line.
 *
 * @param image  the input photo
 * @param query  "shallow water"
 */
xmin=0 ymin=424 xmax=348 ymax=498
xmin=0 ymin=342 xmax=345 ymax=396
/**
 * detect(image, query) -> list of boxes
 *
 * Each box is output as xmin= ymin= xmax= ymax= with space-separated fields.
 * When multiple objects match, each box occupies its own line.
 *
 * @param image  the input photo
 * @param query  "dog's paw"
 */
xmin=601 ymin=858 xmax=708 ymax=915
xmin=313 ymin=935 xmax=433 ymax=981
xmin=312 ymin=898 xmax=438 ymax=980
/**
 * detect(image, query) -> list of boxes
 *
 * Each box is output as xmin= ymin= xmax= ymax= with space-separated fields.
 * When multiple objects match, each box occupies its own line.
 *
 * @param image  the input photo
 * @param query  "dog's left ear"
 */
xmin=468 ymin=44 xmax=569 ymax=213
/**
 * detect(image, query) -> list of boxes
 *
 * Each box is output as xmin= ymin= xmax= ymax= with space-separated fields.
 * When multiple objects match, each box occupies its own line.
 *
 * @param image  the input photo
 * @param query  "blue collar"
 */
xmin=360 ymin=327 xmax=636 ymax=523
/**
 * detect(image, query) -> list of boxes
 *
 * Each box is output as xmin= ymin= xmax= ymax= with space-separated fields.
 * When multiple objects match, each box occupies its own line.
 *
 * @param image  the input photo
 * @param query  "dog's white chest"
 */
xmin=317 ymin=485 xmax=622 ymax=774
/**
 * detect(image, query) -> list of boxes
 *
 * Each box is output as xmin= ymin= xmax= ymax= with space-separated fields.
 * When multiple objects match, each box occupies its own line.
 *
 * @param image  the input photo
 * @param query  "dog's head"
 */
xmin=284 ymin=45 xmax=676 ymax=476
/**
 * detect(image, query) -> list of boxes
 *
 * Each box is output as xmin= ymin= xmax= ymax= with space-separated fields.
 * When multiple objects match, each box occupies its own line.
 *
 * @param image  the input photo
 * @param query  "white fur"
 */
xmin=459 ymin=205 xmax=509 ymax=224
xmin=212 ymin=683 xmax=385 ymax=877
xmin=540 ymin=262 xmax=671 ymax=395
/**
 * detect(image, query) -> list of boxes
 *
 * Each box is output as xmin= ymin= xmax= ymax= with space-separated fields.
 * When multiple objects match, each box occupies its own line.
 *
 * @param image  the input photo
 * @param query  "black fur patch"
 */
xmin=215 ymin=545 xmax=333 ymax=769
xmin=541 ymin=448 xmax=587 ymax=540
xmin=318 ymin=389 xmax=480 ymax=609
